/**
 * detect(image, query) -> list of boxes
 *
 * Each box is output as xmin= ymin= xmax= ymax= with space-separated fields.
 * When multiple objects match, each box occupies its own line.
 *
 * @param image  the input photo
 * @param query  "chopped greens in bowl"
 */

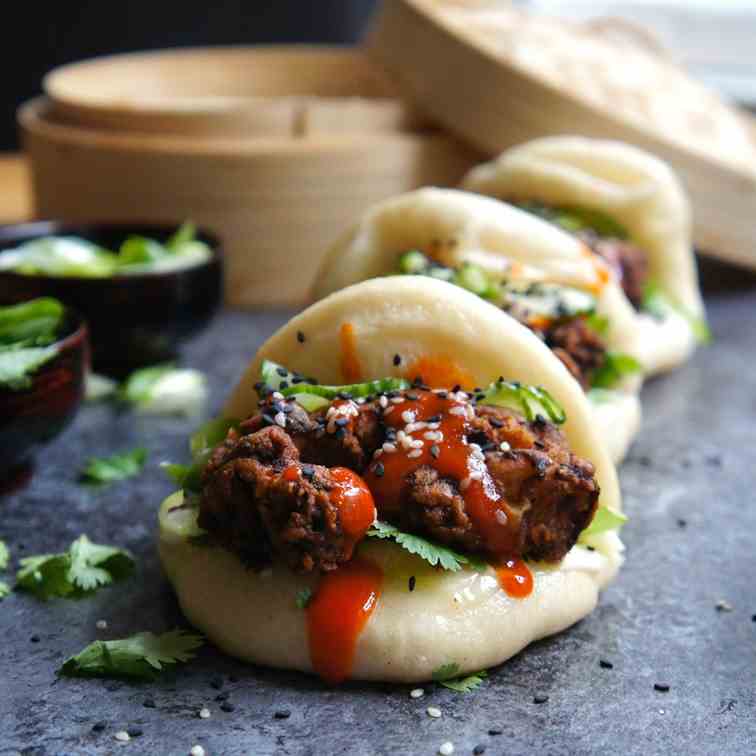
xmin=0 ymin=222 xmax=211 ymax=278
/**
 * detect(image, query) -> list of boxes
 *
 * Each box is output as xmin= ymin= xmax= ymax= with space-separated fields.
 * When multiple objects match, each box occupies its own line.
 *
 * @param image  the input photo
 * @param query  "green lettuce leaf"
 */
xmin=591 ymin=351 xmax=643 ymax=390
xmin=580 ymin=506 xmax=627 ymax=539
xmin=59 ymin=629 xmax=204 ymax=681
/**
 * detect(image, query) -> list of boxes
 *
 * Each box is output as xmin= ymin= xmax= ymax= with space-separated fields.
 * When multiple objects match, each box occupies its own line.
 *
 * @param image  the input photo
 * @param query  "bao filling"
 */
xmin=196 ymin=380 xmax=599 ymax=574
xmin=513 ymin=202 xmax=649 ymax=308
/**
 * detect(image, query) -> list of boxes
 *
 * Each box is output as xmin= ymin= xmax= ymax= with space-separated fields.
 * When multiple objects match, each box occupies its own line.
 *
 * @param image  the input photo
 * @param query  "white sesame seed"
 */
xmin=199 ymin=707 xmax=211 ymax=719
xmin=469 ymin=443 xmax=482 ymax=454
xmin=410 ymin=688 xmax=425 ymax=699
xmin=423 ymin=431 xmax=437 ymax=441
xmin=459 ymin=477 xmax=471 ymax=491
xmin=382 ymin=442 xmax=397 ymax=453
xmin=449 ymin=406 xmax=466 ymax=416
xmin=400 ymin=436 xmax=414 ymax=450
xmin=114 ymin=731 xmax=130 ymax=742
xmin=401 ymin=410 xmax=415 ymax=424
xmin=190 ymin=747 xmax=206 ymax=756
xmin=408 ymin=449 xmax=423 ymax=459
xmin=427 ymin=422 xmax=440 ymax=430
xmin=391 ymin=396 xmax=405 ymax=404
xmin=439 ymin=741 xmax=455 ymax=755
xmin=356 ymin=397 xmax=366 ymax=404
xmin=272 ymin=391 xmax=284 ymax=401
xmin=468 ymin=470 xmax=483 ymax=481
xmin=410 ymin=439 xmax=424 ymax=449
xmin=379 ymin=395 xmax=388 ymax=408
xmin=274 ymin=412 xmax=286 ymax=428
xmin=396 ymin=430 xmax=407 ymax=441
xmin=499 ymin=441 xmax=511 ymax=452
xmin=427 ymin=706 xmax=442 ymax=718
xmin=95 ymin=619 xmax=107 ymax=630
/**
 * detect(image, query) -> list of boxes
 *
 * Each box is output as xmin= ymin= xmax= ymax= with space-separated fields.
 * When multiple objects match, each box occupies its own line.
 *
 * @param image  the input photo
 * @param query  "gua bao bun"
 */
xmin=313 ymin=187 xmax=642 ymax=463
xmin=160 ymin=277 xmax=624 ymax=683
xmin=461 ymin=136 xmax=706 ymax=374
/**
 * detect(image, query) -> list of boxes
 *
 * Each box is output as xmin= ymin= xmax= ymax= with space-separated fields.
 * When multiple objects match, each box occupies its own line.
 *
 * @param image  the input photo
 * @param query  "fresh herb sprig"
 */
xmin=59 ymin=629 xmax=204 ymax=681
xmin=80 ymin=448 xmax=148 ymax=486
xmin=432 ymin=663 xmax=488 ymax=693
xmin=16 ymin=535 xmax=134 ymax=600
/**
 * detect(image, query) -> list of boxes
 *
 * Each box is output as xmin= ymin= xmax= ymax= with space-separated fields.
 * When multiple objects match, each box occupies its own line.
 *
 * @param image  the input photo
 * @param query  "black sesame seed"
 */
xmin=276 ymin=367 xmax=288 ymax=377
xmin=143 ymin=698 xmax=156 ymax=708
xmin=474 ymin=746 xmax=486 ymax=755
xmin=274 ymin=709 xmax=291 ymax=720
xmin=374 ymin=462 xmax=385 ymax=478
xmin=452 ymin=384 xmax=461 ymax=393
xmin=210 ymin=677 xmax=225 ymax=690
xmin=393 ymin=354 xmax=402 ymax=366
xmin=752 ymin=614 xmax=756 ymax=622
xmin=338 ymin=391 xmax=353 ymax=400
xmin=292 ymin=376 xmax=305 ymax=384
xmin=427 ymin=414 xmax=442 ymax=423
xmin=297 ymin=331 xmax=306 ymax=344
xmin=334 ymin=427 xmax=346 ymax=440
xmin=408 ymin=576 xmax=416 ymax=592
xmin=436 ymin=391 xmax=448 ymax=399
xmin=534 ymin=414 xmax=547 ymax=425
xmin=677 ymin=518 xmax=687 ymax=528
xmin=599 ymin=659 xmax=613 ymax=669
xmin=30 ymin=635 xmax=40 ymax=643
xmin=430 ymin=445 xmax=440 ymax=459
xmin=220 ymin=702 xmax=236 ymax=713
xmin=406 ymin=392 xmax=419 ymax=401
xmin=488 ymin=729 xmax=502 ymax=736
xmin=91 ymin=721 xmax=107 ymax=733
xmin=215 ymin=692 xmax=230 ymax=701
xmin=586 ymin=545 xmax=596 ymax=552
xmin=533 ymin=694 xmax=549 ymax=704
xmin=475 ymin=393 xmax=485 ymax=402
xmin=638 ymin=455 xmax=652 ymax=467
xmin=654 ymin=683 xmax=670 ymax=693
xmin=706 ymin=454 xmax=722 ymax=467
xmin=302 ymin=464 xmax=315 ymax=480
xmin=127 ymin=727 xmax=143 ymax=738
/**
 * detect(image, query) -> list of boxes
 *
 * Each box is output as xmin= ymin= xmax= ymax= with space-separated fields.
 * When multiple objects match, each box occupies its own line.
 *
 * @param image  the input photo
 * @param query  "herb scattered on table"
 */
xmin=59 ymin=629 xmax=204 ymax=680
xmin=16 ymin=534 xmax=134 ymax=600
xmin=80 ymin=448 xmax=148 ymax=486
xmin=120 ymin=363 xmax=207 ymax=416
xmin=0 ymin=540 xmax=9 ymax=598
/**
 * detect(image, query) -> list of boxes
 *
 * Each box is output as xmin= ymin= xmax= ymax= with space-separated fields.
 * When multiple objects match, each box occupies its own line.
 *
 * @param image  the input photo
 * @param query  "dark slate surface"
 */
xmin=2 ymin=265 xmax=755 ymax=756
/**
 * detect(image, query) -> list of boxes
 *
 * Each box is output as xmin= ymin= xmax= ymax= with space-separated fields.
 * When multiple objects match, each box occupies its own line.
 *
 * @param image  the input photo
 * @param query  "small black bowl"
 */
xmin=0 ymin=306 xmax=89 ymax=483
xmin=0 ymin=221 xmax=223 ymax=377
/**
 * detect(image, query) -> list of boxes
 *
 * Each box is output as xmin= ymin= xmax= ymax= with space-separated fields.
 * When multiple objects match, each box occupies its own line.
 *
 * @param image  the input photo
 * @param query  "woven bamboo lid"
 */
xmin=366 ymin=0 xmax=756 ymax=270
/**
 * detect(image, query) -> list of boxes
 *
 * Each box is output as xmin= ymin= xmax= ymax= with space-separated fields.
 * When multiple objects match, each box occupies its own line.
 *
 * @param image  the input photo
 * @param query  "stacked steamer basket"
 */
xmin=19 ymin=46 xmax=480 ymax=306
xmin=365 ymin=0 xmax=756 ymax=272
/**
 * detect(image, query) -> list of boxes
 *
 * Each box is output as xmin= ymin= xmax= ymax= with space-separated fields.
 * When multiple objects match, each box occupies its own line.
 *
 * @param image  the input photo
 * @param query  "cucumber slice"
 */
xmin=482 ymin=379 xmax=566 ymax=424
xmin=158 ymin=490 xmax=206 ymax=543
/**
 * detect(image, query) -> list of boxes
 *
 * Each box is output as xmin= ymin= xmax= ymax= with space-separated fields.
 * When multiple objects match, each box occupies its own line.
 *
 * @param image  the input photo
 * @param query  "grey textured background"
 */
xmin=1 ymin=263 xmax=755 ymax=756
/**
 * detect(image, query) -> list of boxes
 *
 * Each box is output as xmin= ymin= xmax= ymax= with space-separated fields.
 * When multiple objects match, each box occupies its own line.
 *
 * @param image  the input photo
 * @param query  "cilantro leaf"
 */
xmin=367 ymin=521 xmax=485 ymax=572
xmin=295 ymin=588 xmax=313 ymax=609
xmin=439 ymin=671 xmax=488 ymax=693
xmin=642 ymin=281 xmax=711 ymax=344
xmin=59 ymin=629 xmax=204 ymax=681
xmin=80 ymin=448 xmax=148 ymax=486
xmin=16 ymin=535 xmax=134 ymax=600
xmin=0 ymin=345 xmax=58 ymax=390
xmin=0 ymin=540 xmax=8 ymax=570
xmin=432 ymin=662 xmax=488 ymax=692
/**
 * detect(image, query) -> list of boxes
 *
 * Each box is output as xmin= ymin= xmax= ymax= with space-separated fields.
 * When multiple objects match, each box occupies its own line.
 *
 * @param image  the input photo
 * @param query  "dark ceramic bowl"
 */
xmin=0 ymin=222 xmax=223 ymax=376
xmin=0 ymin=307 xmax=89 ymax=482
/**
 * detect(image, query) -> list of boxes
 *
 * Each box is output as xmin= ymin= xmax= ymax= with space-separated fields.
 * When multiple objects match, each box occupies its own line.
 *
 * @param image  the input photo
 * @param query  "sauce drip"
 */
xmin=363 ymin=390 xmax=519 ymax=555
xmin=495 ymin=558 xmax=534 ymax=598
xmin=329 ymin=466 xmax=376 ymax=555
xmin=339 ymin=322 xmax=362 ymax=383
xmin=404 ymin=356 xmax=475 ymax=391
xmin=307 ymin=558 xmax=383 ymax=684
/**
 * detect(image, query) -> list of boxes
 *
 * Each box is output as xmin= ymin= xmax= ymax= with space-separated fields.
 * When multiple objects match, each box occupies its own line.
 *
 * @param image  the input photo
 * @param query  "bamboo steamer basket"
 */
xmin=21 ymin=47 xmax=479 ymax=306
xmin=366 ymin=0 xmax=756 ymax=271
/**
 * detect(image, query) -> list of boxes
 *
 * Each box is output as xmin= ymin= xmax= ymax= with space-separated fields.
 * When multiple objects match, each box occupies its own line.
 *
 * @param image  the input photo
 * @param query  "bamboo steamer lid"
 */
xmin=366 ymin=0 xmax=756 ymax=270
xmin=21 ymin=47 xmax=480 ymax=307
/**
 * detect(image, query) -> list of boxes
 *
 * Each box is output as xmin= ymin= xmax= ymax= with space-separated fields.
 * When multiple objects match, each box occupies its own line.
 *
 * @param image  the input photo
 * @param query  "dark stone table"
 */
xmin=2 ymin=261 xmax=755 ymax=756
